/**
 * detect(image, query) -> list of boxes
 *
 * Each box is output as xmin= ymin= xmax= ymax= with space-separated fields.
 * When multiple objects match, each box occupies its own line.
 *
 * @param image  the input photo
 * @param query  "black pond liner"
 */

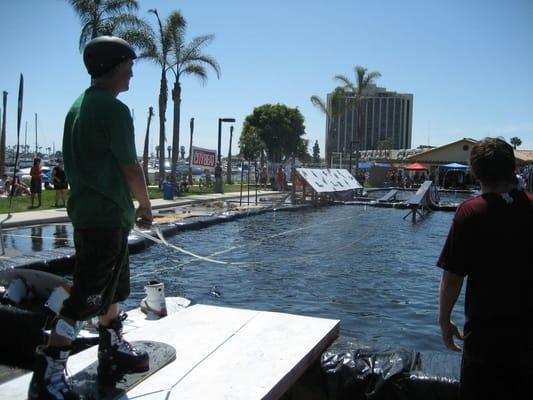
xmin=322 ymin=349 xmax=460 ymax=400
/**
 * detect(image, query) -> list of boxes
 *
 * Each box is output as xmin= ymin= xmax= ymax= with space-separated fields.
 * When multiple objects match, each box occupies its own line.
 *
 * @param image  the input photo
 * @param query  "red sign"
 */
xmin=191 ymin=147 xmax=217 ymax=168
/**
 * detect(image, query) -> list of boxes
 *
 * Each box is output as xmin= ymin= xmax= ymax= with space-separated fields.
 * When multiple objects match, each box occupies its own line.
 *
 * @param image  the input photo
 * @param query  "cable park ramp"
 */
xmin=293 ymin=168 xmax=363 ymax=205
xmin=403 ymin=180 xmax=439 ymax=223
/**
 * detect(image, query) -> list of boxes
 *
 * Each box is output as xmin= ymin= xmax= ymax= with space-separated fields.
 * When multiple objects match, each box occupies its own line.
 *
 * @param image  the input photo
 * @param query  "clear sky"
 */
xmin=1 ymin=0 xmax=532 ymax=158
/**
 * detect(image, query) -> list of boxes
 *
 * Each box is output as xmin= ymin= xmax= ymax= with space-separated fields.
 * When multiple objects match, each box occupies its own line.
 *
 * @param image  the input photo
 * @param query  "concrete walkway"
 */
xmin=0 ymin=190 xmax=280 ymax=229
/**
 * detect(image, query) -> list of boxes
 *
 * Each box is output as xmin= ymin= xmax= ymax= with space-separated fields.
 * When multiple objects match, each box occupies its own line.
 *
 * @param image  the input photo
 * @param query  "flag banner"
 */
xmin=191 ymin=147 xmax=217 ymax=168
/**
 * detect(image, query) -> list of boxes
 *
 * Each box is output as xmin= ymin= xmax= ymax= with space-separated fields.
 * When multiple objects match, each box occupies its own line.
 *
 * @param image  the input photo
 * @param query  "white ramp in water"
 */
xmin=1 ymin=304 xmax=340 ymax=400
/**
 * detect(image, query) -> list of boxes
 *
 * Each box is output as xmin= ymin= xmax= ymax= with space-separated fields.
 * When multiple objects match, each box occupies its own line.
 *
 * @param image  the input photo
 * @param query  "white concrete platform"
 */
xmin=2 ymin=304 xmax=339 ymax=399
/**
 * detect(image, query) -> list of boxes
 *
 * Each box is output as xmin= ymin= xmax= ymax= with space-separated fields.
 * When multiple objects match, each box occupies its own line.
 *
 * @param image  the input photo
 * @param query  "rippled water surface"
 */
xmin=128 ymin=205 xmax=466 ymax=353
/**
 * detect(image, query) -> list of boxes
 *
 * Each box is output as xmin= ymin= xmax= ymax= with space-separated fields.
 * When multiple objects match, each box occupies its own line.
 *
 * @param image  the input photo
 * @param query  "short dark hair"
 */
xmin=469 ymin=137 xmax=515 ymax=184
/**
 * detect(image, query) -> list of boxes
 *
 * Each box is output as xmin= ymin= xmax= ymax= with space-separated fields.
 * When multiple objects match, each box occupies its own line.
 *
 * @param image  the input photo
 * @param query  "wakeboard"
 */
xmin=70 ymin=340 xmax=176 ymax=400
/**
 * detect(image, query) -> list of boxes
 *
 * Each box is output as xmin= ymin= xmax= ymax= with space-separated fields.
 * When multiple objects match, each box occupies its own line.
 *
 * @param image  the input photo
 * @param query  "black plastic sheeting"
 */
xmin=0 ymin=303 xmax=97 ymax=369
xmin=322 ymin=349 xmax=460 ymax=400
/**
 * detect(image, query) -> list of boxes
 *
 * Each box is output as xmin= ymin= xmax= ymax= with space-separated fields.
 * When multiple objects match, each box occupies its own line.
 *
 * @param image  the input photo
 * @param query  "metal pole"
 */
xmin=254 ymin=160 xmax=258 ymax=204
xmin=239 ymin=158 xmax=244 ymax=205
xmin=226 ymin=126 xmax=233 ymax=184
xmin=214 ymin=118 xmax=223 ymax=193
xmin=217 ymin=118 xmax=222 ymax=164
xmin=247 ymin=160 xmax=250 ymax=205
xmin=188 ymin=118 xmax=194 ymax=185
xmin=349 ymin=141 xmax=353 ymax=175
xmin=35 ymin=113 xmax=38 ymax=156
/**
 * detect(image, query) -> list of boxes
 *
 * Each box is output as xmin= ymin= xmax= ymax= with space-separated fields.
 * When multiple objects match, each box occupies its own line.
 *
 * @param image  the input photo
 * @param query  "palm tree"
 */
xmin=68 ymin=0 xmax=147 ymax=51
xmin=137 ymin=9 xmax=183 ymax=187
xmin=310 ymin=87 xmax=347 ymax=167
xmin=142 ymin=106 xmax=154 ymax=183
xmin=334 ymin=66 xmax=381 ymax=176
xmin=510 ymin=136 xmax=522 ymax=149
xmin=166 ymin=18 xmax=220 ymax=186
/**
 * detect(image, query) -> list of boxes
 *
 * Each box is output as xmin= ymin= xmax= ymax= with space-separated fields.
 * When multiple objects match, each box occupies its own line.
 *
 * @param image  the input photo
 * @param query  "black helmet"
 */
xmin=83 ymin=36 xmax=137 ymax=78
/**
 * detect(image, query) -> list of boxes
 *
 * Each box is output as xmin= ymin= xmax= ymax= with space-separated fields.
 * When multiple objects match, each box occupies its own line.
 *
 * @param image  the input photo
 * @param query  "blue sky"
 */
xmin=1 ymin=0 xmax=532 ymax=158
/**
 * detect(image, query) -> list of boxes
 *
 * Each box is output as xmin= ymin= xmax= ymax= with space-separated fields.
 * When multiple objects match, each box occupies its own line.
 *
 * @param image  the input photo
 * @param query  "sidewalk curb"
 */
xmin=0 ymin=191 xmax=281 ymax=229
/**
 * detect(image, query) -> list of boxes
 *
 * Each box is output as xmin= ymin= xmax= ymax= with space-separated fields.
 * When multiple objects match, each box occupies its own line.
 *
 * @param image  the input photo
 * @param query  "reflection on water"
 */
xmin=2 ymin=224 xmax=73 ymax=253
xmin=53 ymin=225 xmax=69 ymax=248
xmin=128 ymin=206 xmax=466 ymax=353
xmin=31 ymin=226 xmax=43 ymax=252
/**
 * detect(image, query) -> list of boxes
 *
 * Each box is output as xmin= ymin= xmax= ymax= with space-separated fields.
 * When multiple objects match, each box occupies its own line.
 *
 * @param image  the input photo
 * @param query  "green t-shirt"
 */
xmin=63 ymin=87 xmax=137 ymax=229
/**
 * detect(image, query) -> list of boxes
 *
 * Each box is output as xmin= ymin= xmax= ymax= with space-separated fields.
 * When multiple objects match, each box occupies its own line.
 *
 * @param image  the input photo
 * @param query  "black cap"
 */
xmin=83 ymin=36 xmax=137 ymax=78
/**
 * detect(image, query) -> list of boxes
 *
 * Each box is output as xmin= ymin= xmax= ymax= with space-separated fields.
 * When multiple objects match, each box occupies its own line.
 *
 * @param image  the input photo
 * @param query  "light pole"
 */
xmin=214 ymin=117 xmax=235 ymax=193
xmin=188 ymin=118 xmax=194 ymax=185
xmin=226 ymin=125 xmax=234 ymax=184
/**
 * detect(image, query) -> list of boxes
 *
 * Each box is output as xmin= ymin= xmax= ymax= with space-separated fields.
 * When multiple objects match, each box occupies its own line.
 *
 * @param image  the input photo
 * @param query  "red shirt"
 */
xmin=438 ymin=189 xmax=533 ymax=361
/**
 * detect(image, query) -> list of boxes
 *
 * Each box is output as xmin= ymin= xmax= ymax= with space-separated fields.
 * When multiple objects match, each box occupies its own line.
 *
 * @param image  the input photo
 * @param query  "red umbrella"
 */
xmin=404 ymin=162 xmax=428 ymax=171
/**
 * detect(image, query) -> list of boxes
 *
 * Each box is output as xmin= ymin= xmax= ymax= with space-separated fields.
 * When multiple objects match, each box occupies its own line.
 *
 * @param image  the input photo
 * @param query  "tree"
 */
xmin=239 ymin=104 xmax=307 ymax=163
xmin=67 ymin=0 xmax=148 ymax=51
xmin=136 ymin=9 xmax=182 ymax=187
xmin=335 ymin=66 xmax=381 ymax=176
xmin=510 ymin=136 xmax=522 ymax=149
xmin=165 ymin=16 xmax=220 ymax=186
xmin=142 ymin=106 xmax=154 ymax=183
xmin=310 ymin=87 xmax=347 ymax=167
xmin=377 ymin=137 xmax=393 ymax=150
xmin=312 ymin=140 xmax=320 ymax=164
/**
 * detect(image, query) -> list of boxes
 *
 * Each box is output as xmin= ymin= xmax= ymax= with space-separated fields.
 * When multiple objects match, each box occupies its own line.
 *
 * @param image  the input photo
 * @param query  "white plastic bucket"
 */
xmin=140 ymin=280 xmax=167 ymax=317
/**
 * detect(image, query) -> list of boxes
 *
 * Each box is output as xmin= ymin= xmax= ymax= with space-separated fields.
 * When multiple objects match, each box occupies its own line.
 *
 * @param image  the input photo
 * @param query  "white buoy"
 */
xmin=140 ymin=280 xmax=168 ymax=317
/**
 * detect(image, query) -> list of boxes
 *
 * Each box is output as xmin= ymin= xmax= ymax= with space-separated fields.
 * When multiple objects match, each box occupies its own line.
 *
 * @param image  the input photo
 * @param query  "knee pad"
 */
xmin=53 ymin=316 xmax=83 ymax=341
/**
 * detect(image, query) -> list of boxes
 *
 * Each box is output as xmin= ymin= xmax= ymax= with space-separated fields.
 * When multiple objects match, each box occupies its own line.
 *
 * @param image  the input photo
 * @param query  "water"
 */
xmin=127 ymin=205 xmax=466 ymax=353
xmin=1 ymin=224 xmax=73 ymax=254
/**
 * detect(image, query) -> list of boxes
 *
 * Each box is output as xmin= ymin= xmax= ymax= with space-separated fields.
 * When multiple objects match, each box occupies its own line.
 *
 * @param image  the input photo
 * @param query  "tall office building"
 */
xmin=326 ymin=84 xmax=413 ymax=161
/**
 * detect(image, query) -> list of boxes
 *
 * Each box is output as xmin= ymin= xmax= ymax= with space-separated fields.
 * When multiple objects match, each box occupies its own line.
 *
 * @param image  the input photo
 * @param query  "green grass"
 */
xmin=0 ymin=182 xmax=259 ymax=214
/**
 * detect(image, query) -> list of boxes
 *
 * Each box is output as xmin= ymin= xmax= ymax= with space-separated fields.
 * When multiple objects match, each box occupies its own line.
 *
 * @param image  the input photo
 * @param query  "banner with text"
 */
xmin=191 ymin=147 xmax=217 ymax=168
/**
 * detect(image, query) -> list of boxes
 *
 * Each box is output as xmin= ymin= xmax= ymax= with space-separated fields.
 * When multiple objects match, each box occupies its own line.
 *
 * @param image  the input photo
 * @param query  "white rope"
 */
xmin=133 ymin=226 xmax=230 ymax=265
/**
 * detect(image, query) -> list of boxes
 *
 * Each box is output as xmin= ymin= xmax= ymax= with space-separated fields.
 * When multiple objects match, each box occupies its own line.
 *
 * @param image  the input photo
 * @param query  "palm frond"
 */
xmin=183 ymin=54 xmax=220 ymax=79
xmin=121 ymin=28 xmax=158 ymax=59
xmin=103 ymin=0 xmax=139 ymax=15
xmin=182 ymin=64 xmax=208 ymax=84
xmin=310 ymin=95 xmax=327 ymax=114
xmin=334 ymin=75 xmax=355 ymax=93
xmin=79 ymin=22 xmax=93 ymax=51
xmin=68 ymin=0 xmax=96 ymax=23
xmin=182 ymin=34 xmax=215 ymax=58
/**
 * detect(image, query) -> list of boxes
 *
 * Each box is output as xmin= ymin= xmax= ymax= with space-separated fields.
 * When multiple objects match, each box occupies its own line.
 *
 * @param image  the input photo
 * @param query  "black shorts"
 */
xmin=30 ymin=180 xmax=42 ymax=194
xmin=61 ymin=227 xmax=130 ymax=321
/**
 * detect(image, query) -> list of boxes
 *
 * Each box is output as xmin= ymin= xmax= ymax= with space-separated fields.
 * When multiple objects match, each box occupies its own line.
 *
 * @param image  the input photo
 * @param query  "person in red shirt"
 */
xmin=29 ymin=157 xmax=43 ymax=208
xmin=437 ymin=137 xmax=533 ymax=399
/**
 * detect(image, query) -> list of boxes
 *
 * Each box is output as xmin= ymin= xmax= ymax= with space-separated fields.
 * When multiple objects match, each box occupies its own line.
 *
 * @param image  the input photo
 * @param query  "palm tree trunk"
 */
xmin=170 ymin=81 xmax=181 ymax=186
xmin=158 ymin=69 xmax=167 ymax=186
xmin=142 ymin=106 xmax=154 ymax=184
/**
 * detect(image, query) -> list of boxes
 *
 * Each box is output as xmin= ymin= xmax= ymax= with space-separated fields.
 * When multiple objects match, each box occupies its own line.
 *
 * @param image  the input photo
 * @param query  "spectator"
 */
xmin=52 ymin=159 xmax=68 ymax=207
xmin=29 ymin=157 xmax=43 ymax=208
xmin=437 ymin=138 xmax=533 ymax=399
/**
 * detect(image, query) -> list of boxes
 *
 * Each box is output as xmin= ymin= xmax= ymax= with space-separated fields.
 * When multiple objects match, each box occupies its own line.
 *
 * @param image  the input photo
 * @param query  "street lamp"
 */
xmin=226 ymin=125 xmax=234 ymax=184
xmin=214 ymin=117 xmax=235 ymax=193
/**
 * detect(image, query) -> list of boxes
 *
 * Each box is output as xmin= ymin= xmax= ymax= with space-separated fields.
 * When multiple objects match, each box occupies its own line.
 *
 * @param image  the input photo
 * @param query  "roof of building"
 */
xmin=515 ymin=150 xmax=533 ymax=162
xmin=406 ymin=138 xmax=478 ymax=160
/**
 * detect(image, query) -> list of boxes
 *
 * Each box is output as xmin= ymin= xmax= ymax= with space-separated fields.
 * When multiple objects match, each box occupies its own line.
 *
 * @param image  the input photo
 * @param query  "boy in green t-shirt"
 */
xmin=29 ymin=36 xmax=153 ymax=400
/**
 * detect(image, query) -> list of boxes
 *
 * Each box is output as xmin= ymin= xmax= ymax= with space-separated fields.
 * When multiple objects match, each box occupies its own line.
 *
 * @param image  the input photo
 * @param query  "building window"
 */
xmin=463 ymin=145 xmax=469 ymax=151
